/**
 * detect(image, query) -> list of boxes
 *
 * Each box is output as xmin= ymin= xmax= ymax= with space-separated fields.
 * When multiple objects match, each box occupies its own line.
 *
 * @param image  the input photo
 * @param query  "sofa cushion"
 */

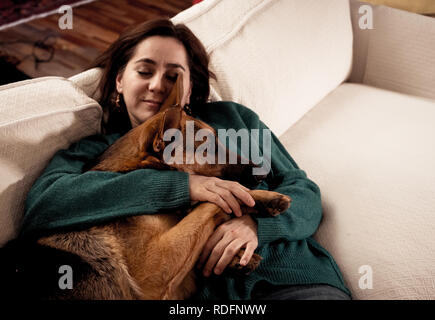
xmin=279 ymin=83 xmax=435 ymax=299
xmin=68 ymin=67 xmax=103 ymax=101
xmin=172 ymin=0 xmax=353 ymax=136
xmin=0 ymin=77 xmax=102 ymax=246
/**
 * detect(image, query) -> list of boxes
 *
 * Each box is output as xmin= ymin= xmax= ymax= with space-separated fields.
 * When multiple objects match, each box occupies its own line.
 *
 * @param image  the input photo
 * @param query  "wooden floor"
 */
xmin=0 ymin=0 xmax=193 ymax=78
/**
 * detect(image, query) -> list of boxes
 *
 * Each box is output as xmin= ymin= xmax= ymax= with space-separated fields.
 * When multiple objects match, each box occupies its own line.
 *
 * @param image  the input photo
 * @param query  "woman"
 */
xmin=21 ymin=19 xmax=351 ymax=300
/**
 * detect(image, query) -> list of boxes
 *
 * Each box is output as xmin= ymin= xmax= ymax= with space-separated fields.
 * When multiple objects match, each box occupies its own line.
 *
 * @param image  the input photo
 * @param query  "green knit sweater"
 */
xmin=21 ymin=101 xmax=351 ymax=300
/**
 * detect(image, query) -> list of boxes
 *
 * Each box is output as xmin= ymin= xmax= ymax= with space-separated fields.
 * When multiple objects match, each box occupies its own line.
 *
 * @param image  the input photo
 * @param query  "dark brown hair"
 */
xmin=89 ymin=18 xmax=216 ymax=134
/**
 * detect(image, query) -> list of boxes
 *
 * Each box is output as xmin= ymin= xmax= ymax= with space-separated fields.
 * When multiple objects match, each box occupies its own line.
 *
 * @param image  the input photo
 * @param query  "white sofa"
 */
xmin=1 ymin=0 xmax=434 ymax=300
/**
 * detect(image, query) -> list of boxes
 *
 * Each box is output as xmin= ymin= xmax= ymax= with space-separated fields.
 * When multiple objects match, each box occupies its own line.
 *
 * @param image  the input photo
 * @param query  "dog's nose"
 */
xmin=241 ymin=169 xmax=267 ymax=188
xmin=254 ymin=173 xmax=267 ymax=183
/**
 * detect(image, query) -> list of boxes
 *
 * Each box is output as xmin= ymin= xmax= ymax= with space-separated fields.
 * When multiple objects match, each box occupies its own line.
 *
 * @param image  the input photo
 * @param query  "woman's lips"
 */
xmin=143 ymin=100 xmax=162 ymax=108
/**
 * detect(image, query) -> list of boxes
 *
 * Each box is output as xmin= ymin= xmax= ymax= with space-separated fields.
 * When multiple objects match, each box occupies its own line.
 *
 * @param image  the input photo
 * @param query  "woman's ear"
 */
xmin=116 ymin=72 xmax=123 ymax=93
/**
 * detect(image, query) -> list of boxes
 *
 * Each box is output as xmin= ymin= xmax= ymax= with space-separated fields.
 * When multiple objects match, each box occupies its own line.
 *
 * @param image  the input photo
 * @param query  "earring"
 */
xmin=184 ymin=104 xmax=192 ymax=115
xmin=115 ymin=93 xmax=121 ymax=108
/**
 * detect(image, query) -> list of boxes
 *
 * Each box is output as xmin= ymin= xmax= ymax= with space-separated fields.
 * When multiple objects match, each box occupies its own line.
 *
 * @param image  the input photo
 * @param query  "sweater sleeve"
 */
xmin=243 ymin=113 xmax=323 ymax=246
xmin=21 ymin=134 xmax=191 ymax=237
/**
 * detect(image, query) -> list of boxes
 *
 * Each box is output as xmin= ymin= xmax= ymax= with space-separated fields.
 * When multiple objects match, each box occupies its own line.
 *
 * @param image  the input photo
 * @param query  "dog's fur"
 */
xmin=2 ymin=75 xmax=291 ymax=300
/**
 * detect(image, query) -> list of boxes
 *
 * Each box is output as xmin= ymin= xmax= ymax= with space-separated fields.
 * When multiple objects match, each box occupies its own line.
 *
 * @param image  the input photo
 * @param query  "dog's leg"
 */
xmin=127 ymin=202 xmax=228 ymax=299
xmin=245 ymin=189 xmax=291 ymax=217
xmin=224 ymin=190 xmax=291 ymax=275
xmin=131 ymin=190 xmax=290 ymax=299
xmin=37 ymin=226 xmax=142 ymax=300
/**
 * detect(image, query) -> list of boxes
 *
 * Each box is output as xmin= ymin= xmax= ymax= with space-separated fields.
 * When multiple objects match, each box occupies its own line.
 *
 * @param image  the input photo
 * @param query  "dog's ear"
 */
xmin=139 ymin=155 xmax=173 ymax=171
xmin=153 ymin=73 xmax=184 ymax=153
xmin=153 ymin=107 xmax=183 ymax=153
xmin=159 ymin=73 xmax=183 ymax=113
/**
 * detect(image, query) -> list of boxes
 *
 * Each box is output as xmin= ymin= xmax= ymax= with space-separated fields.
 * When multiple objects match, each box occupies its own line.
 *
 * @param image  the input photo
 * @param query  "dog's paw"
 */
xmin=265 ymin=194 xmax=291 ymax=216
xmin=227 ymin=249 xmax=262 ymax=275
xmin=248 ymin=190 xmax=291 ymax=217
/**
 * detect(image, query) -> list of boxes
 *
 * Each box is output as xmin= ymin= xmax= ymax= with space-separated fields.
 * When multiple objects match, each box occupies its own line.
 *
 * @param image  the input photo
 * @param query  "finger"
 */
xmin=240 ymin=241 xmax=257 ymax=266
xmin=241 ymin=185 xmax=251 ymax=192
xmin=210 ymin=185 xmax=243 ymax=217
xmin=202 ymin=190 xmax=232 ymax=214
xmin=202 ymin=236 xmax=232 ymax=277
xmin=213 ymin=239 xmax=245 ymax=275
xmin=198 ymin=227 xmax=225 ymax=269
xmin=217 ymin=181 xmax=255 ymax=208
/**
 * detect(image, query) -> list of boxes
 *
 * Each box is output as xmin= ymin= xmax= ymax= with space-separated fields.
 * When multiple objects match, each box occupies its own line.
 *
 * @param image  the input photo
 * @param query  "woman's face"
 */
xmin=116 ymin=36 xmax=192 ymax=128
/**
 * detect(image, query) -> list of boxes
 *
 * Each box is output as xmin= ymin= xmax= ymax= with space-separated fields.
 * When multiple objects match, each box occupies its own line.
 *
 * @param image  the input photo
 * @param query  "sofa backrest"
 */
xmin=0 ymin=0 xmax=354 ymax=246
xmin=349 ymin=0 xmax=435 ymax=100
xmin=172 ymin=0 xmax=354 ymax=136
xmin=0 ymin=77 xmax=102 ymax=246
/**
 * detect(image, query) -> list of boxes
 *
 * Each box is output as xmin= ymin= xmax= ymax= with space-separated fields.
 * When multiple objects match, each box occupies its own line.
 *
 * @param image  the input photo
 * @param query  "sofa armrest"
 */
xmin=68 ymin=68 xmax=103 ymax=101
xmin=349 ymin=0 xmax=435 ymax=100
xmin=0 ymin=77 xmax=102 ymax=246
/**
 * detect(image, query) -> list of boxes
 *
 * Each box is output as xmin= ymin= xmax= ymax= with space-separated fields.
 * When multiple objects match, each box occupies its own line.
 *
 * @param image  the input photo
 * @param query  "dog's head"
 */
xmin=94 ymin=74 xmax=267 ymax=188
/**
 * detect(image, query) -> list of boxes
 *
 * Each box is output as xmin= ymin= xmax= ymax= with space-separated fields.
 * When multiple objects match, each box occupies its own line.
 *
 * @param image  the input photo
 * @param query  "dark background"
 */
xmin=0 ymin=0 xmax=195 ymax=85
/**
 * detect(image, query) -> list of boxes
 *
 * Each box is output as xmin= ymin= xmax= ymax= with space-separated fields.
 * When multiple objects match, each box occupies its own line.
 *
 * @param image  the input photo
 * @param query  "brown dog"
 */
xmin=32 ymin=75 xmax=291 ymax=300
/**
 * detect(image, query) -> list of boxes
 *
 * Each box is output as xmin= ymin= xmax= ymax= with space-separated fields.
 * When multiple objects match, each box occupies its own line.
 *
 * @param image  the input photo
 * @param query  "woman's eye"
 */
xmin=137 ymin=71 xmax=151 ymax=76
xmin=166 ymin=74 xmax=178 ymax=82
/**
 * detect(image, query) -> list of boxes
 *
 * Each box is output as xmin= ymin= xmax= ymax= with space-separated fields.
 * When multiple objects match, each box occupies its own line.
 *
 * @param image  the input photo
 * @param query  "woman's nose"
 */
xmin=149 ymin=75 xmax=165 ymax=93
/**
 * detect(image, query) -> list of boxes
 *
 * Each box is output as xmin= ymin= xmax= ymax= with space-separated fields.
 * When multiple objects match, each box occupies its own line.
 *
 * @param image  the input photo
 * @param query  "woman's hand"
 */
xmin=188 ymin=174 xmax=255 ymax=217
xmin=197 ymin=214 xmax=258 ymax=277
